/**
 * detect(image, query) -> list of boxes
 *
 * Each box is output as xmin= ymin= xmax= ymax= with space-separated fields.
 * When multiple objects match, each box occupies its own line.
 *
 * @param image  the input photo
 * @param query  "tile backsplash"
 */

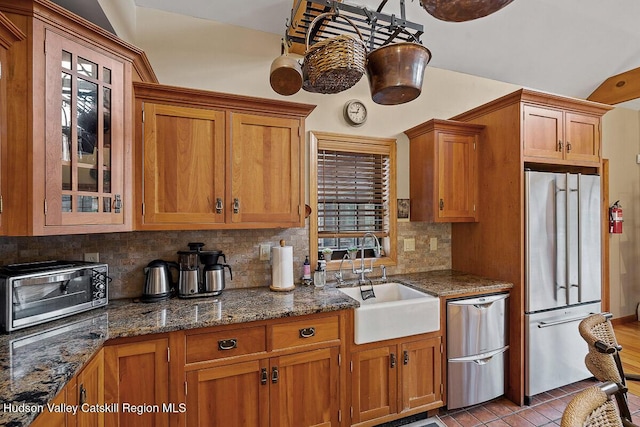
xmin=0 ymin=222 xmax=450 ymax=299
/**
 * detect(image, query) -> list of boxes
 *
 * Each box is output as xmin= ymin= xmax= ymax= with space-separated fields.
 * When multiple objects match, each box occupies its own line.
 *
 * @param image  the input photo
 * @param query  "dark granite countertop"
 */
xmin=0 ymin=269 xmax=511 ymax=426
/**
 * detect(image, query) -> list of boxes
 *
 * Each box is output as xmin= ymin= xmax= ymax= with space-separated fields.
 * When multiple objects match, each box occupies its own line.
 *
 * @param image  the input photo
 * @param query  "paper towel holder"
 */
xmin=269 ymin=240 xmax=296 ymax=292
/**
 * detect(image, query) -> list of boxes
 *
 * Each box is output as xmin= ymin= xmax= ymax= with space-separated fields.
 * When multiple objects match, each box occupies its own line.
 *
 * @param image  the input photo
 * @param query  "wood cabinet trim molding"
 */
xmin=133 ymin=82 xmax=316 ymax=118
xmin=0 ymin=0 xmax=158 ymax=82
xmin=404 ymin=118 xmax=485 ymax=139
xmin=451 ymin=88 xmax=613 ymax=123
xmin=0 ymin=11 xmax=25 ymax=47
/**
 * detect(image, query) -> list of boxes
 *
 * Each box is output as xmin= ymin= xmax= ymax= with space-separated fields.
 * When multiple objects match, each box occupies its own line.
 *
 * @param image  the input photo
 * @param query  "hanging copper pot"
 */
xmin=421 ymin=0 xmax=514 ymax=22
xmin=366 ymin=42 xmax=432 ymax=105
xmin=269 ymin=39 xmax=303 ymax=96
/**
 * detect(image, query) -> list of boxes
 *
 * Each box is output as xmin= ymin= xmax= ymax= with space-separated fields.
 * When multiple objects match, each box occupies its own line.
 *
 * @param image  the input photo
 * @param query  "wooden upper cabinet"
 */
xmin=0 ymin=0 xmax=156 ymax=235
xmin=230 ymin=113 xmax=302 ymax=226
xmin=564 ymin=112 xmax=601 ymax=164
xmin=133 ymin=82 xmax=315 ymax=230
xmin=405 ymin=119 xmax=483 ymax=222
xmin=141 ymin=103 xmax=226 ymax=227
xmin=44 ymin=29 xmax=127 ymax=229
xmin=0 ymin=13 xmax=24 ymax=236
xmin=522 ymin=105 xmax=564 ymax=161
xmin=523 ymin=103 xmax=603 ymax=166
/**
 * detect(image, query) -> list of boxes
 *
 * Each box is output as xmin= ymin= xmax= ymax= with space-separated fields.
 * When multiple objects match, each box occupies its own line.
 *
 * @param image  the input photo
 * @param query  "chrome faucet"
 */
xmin=355 ymin=232 xmax=381 ymax=284
xmin=334 ymin=233 xmax=384 ymax=285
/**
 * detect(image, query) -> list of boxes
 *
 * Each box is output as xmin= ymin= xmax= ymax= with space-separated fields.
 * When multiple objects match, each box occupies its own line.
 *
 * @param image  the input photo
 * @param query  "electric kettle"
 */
xmin=142 ymin=259 xmax=178 ymax=302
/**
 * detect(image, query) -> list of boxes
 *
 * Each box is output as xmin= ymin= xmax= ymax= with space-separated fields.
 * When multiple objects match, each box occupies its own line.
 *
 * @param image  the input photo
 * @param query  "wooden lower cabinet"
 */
xmin=271 ymin=347 xmax=340 ymax=427
xmin=350 ymin=336 xmax=443 ymax=427
xmin=103 ymin=338 xmax=170 ymax=427
xmin=30 ymin=377 xmax=77 ymax=427
xmin=185 ymin=347 xmax=340 ymax=427
xmin=185 ymin=359 xmax=269 ymax=427
xmin=400 ymin=338 xmax=443 ymax=412
xmin=29 ymin=350 xmax=102 ymax=427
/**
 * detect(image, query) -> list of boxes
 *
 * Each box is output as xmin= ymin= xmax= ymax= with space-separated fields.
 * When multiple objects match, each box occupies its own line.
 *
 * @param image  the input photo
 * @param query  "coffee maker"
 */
xmin=177 ymin=243 xmax=232 ymax=298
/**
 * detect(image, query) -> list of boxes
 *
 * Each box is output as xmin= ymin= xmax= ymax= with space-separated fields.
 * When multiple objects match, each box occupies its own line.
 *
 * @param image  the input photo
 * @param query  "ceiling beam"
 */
xmin=588 ymin=67 xmax=640 ymax=105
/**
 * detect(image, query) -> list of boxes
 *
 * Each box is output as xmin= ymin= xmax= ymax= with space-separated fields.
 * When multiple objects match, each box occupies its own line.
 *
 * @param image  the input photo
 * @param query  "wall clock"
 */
xmin=343 ymin=99 xmax=367 ymax=127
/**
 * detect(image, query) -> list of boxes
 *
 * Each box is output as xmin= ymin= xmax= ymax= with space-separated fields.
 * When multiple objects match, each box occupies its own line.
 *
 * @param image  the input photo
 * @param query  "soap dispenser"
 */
xmin=313 ymin=262 xmax=326 ymax=288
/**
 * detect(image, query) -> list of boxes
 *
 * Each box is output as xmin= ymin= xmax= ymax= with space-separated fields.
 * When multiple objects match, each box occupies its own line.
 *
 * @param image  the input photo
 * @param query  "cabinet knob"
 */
xmin=403 ymin=350 xmax=409 ymax=365
xmin=271 ymin=366 xmax=279 ymax=383
xmin=390 ymin=353 xmax=396 ymax=368
xmin=439 ymin=199 xmax=444 ymax=211
xmin=260 ymin=368 xmax=268 ymax=385
xmin=566 ymin=142 xmax=572 ymax=152
xmin=233 ymin=198 xmax=240 ymax=214
xmin=215 ymin=198 xmax=223 ymax=214
xmin=558 ymin=140 xmax=563 ymax=151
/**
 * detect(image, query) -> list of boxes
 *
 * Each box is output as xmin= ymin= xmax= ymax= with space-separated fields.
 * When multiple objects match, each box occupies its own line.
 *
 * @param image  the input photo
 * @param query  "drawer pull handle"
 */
xmin=299 ymin=327 xmax=316 ymax=338
xmin=218 ymin=338 xmax=238 ymax=351
xmin=271 ymin=366 xmax=279 ymax=384
xmin=215 ymin=198 xmax=223 ymax=214
xmin=260 ymin=368 xmax=268 ymax=385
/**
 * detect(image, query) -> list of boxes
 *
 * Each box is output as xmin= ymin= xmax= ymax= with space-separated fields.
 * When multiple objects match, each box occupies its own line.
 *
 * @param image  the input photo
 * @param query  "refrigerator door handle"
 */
xmin=566 ymin=172 xmax=571 ymax=305
xmin=555 ymin=179 xmax=565 ymax=297
xmin=577 ymin=173 xmax=583 ymax=301
xmin=537 ymin=312 xmax=597 ymax=328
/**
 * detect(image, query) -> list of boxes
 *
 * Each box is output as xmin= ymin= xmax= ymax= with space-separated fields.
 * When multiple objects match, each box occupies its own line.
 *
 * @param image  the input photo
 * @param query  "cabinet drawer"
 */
xmin=186 ymin=326 xmax=266 ymax=364
xmin=270 ymin=315 xmax=339 ymax=350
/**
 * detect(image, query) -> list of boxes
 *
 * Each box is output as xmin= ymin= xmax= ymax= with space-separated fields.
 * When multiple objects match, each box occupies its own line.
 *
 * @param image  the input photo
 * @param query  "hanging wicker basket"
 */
xmin=302 ymin=12 xmax=367 ymax=94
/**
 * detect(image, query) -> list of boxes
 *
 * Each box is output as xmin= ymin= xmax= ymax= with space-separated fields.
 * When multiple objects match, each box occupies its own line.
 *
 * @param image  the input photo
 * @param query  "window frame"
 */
xmin=309 ymin=131 xmax=397 ymax=271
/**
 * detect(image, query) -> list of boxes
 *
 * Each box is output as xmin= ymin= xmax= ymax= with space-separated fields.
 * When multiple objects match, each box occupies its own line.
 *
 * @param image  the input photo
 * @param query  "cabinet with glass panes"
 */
xmin=0 ymin=0 xmax=156 ymax=235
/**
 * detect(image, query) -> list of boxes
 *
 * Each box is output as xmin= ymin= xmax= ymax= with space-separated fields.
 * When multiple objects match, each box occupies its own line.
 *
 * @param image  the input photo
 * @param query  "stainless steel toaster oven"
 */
xmin=0 ymin=260 xmax=109 ymax=332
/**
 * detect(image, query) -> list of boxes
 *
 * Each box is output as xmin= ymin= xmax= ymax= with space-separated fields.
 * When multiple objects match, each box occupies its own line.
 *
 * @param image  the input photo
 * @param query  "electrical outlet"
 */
xmin=403 ymin=238 xmax=415 ymax=252
xmin=259 ymin=244 xmax=271 ymax=261
xmin=84 ymin=252 xmax=99 ymax=262
xmin=429 ymin=237 xmax=438 ymax=251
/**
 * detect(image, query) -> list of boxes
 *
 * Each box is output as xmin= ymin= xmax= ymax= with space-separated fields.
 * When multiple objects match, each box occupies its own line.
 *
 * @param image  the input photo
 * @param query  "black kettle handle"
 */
xmin=220 ymin=253 xmax=226 ymax=264
xmin=224 ymin=264 xmax=233 ymax=280
xmin=168 ymin=261 xmax=180 ymax=286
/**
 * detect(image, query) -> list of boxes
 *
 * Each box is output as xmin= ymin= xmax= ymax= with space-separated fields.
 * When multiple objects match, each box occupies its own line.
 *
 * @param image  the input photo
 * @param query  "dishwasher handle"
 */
xmin=448 ymin=293 xmax=509 ymax=308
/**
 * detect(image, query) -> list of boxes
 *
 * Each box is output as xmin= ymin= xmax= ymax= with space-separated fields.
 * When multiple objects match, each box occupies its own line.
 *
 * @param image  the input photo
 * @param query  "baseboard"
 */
xmin=611 ymin=314 xmax=638 ymax=326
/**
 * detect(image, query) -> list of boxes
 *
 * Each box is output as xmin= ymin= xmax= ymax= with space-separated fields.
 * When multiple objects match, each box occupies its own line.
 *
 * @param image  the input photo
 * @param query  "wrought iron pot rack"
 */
xmin=285 ymin=0 xmax=424 ymax=55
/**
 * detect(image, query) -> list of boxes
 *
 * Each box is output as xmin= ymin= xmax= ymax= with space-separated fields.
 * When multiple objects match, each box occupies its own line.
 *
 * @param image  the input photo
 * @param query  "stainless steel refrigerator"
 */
xmin=524 ymin=171 xmax=602 ymax=402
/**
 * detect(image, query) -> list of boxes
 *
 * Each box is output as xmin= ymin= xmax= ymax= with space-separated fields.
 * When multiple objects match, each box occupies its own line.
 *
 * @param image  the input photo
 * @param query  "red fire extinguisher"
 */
xmin=609 ymin=201 xmax=623 ymax=234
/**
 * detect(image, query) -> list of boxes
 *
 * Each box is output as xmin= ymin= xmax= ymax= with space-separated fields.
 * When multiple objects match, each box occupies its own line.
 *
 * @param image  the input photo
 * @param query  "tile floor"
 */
xmin=437 ymin=379 xmax=640 ymax=427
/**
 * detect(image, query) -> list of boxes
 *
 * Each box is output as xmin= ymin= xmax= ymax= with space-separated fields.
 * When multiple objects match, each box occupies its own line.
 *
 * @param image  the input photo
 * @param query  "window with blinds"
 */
xmin=316 ymin=149 xmax=391 ymax=258
xmin=310 ymin=131 xmax=397 ymax=267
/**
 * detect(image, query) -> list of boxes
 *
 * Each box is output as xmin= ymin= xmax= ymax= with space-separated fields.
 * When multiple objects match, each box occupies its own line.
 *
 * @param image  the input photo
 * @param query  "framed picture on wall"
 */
xmin=397 ymin=199 xmax=410 ymax=222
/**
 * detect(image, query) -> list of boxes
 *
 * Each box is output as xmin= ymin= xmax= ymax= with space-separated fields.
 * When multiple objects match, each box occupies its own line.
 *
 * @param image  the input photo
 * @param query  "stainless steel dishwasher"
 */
xmin=447 ymin=293 xmax=509 ymax=409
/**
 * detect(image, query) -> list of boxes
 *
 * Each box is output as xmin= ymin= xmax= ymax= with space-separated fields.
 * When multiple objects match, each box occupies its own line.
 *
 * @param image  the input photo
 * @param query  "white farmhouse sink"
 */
xmin=338 ymin=282 xmax=440 ymax=344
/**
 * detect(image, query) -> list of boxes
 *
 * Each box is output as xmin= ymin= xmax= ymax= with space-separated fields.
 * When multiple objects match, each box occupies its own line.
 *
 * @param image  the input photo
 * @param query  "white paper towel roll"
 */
xmin=271 ymin=244 xmax=294 ymax=291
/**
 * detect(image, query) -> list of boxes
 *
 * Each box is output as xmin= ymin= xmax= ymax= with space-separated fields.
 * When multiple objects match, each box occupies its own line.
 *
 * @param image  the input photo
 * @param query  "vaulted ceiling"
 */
xmin=56 ymin=0 xmax=640 ymax=110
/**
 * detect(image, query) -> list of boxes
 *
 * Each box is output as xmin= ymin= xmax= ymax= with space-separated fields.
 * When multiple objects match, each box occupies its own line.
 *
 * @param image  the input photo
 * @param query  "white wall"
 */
xmin=107 ymin=6 xmax=640 ymax=317
xmin=602 ymin=108 xmax=640 ymax=317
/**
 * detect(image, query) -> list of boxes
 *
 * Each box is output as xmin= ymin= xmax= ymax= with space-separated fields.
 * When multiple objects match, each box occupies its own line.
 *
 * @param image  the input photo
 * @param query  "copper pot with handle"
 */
xmin=421 ymin=0 xmax=514 ymax=22
xmin=366 ymin=42 xmax=432 ymax=105
xmin=269 ymin=39 xmax=303 ymax=96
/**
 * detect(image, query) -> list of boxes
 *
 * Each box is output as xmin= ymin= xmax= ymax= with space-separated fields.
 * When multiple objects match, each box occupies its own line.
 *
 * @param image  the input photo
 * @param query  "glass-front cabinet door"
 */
xmin=44 ymin=29 xmax=125 ymax=227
